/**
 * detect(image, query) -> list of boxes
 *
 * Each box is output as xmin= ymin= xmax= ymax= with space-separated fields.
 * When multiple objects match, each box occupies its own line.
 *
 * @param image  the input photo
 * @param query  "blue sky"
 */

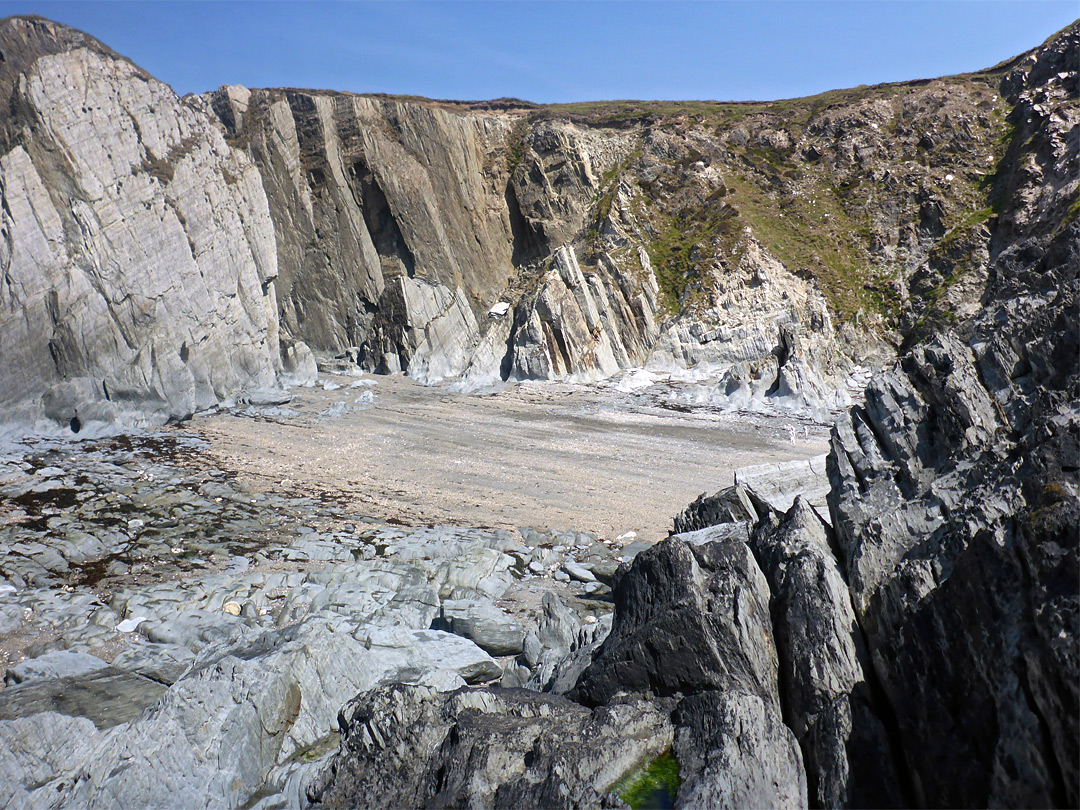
xmin=3 ymin=2 xmax=1077 ymax=103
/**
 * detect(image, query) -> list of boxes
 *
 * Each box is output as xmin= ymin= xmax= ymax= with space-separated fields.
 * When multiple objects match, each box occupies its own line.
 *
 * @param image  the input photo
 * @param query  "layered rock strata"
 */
xmin=8 ymin=18 xmax=1072 ymax=425
xmin=0 ymin=17 xmax=286 ymax=430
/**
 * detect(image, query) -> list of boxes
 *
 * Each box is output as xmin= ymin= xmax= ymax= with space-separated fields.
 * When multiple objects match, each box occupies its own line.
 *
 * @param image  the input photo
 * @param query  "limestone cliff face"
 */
xmin=2 ymin=15 xmax=1076 ymax=428
xmin=0 ymin=17 xmax=283 ymax=429
xmin=207 ymin=88 xmax=667 ymax=385
xmin=204 ymin=87 xmax=518 ymax=370
xmin=506 ymin=245 xmax=660 ymax=382
xmin=202 ymin=33 xmax=1053 ymax=407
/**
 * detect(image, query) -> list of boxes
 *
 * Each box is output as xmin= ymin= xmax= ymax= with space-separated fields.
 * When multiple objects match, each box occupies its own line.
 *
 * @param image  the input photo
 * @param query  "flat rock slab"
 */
xmin=0 ymin=668 xmax=167 ymax=729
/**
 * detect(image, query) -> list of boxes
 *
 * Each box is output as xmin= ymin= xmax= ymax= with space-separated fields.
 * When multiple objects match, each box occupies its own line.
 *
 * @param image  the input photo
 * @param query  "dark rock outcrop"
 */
xmin=317 ymin=533 xmax=809 ymax=810
xmin=750 ymin=498 xmax=905 ymax=809
xmin=826 ymin=24 xmax=1079 ymax=807
xmin=570 ymin=535 xmax=778 ymax=707
xmin=313 ymin=686 xmax=672 ymax=810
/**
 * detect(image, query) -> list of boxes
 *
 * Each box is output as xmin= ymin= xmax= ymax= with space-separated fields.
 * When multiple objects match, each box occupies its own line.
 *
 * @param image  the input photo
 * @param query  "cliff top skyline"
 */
xmin=2 ymin=0 xmax=1076 ymax=104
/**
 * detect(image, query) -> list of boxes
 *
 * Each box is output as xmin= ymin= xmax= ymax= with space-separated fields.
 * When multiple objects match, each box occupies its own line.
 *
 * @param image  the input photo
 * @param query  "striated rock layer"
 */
xmin=0 ymin=17 xmax=287 ymax=430
xmin=7 ymin=17 xmax=1075 ymax=425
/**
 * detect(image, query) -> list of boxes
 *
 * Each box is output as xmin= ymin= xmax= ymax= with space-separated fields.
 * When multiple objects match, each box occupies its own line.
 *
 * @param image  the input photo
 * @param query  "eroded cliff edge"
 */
xmin=201 ymin=24 xmax=1060 ymax=409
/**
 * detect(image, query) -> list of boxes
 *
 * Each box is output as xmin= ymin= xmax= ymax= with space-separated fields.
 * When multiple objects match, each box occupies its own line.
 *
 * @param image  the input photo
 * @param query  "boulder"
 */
xmin=571 ymin=535 xmax=778 ymax=707
xmin=432 ymin=599 xmax=525 ymax=657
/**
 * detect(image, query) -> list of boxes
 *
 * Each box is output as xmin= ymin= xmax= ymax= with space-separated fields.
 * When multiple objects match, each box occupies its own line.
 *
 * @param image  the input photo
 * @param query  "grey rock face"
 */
xmin=750 ymin=498 xmax=904 ymax=809
xmin=0 ymin=18 xmax=283 ymax=430
xmin=673 ymin=455 xmax=830 ymax=535
xmin=207 ymin=86 xmax=517 ymax=360
xmin=433 ymin=598 xmax=525 ymax=657
xmin=673 ymin=482 xmax=759 ymax=534
xmin=369 ymin=275 xmax=481 ymax=383
xmin=508 ymin=246 xmax=660 ymax=382
xmin=510 ymin=119 xmax=637 ymax=258
xmin=674 ymin=690 xmax=806 ymax=810
xmin=314 ymin=685 xmax=673 ymax=810
xmin=823 ymin=28 xmax=1079 ymax=805
xmin=647 ymin=235 xmax=860 ymax=419
xmin=571 ymin=535 xmax=779 ymax=708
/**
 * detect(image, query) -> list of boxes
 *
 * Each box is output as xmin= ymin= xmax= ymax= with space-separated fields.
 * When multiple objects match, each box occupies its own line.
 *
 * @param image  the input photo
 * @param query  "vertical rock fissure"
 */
xmin=350 ymin=157 xmax=416 ymax=279
xmin=505 ymin=181 xmax=543 ymax=266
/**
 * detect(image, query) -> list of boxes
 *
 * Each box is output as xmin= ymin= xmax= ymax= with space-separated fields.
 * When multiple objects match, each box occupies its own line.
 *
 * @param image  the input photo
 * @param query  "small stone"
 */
xmin=563 ymin=561 xmax=596 ymax=583
xmin=116 ymin=617 xmax=147 ymax=633
xmin=222 ymin=601 xmax=242 ymax=616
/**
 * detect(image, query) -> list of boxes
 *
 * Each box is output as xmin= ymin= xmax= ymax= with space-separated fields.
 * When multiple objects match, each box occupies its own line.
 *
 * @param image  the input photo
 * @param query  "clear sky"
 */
xmin=2 ymin=1 xmax=1077 ymax=103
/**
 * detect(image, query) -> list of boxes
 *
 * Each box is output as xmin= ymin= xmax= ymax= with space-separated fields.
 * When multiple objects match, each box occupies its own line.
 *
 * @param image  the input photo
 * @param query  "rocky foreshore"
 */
xmin=0 ymin=406 xmax=628 ymax=808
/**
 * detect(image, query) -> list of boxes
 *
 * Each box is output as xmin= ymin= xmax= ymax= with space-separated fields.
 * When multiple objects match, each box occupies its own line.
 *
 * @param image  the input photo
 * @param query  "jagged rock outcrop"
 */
xmin=317 ymin=533 xmax=808 ymax=810
xmin=571 ymin=534 xmax=808 ymax=808
xmin=507 ymin=245 xmax=660 ymax=381
xmin=571 ymin=536 xmax=779 ymax=707
xmin=647 ymin=234 xmax=858 ymax=416
xmin=826 ymin=24 xmax=1079 ymax=807
xmin=313 ymin=686 xmax=672 ymax=810
xmin=509 ymin=119 xmax=637 ymax=256
xmin=750 ymin=498 xmax=905 ymax=809
xmin=674 ymin=455 xmax=832 ymax=536
xmin=0 ymin=17 xmax=287 ymax=430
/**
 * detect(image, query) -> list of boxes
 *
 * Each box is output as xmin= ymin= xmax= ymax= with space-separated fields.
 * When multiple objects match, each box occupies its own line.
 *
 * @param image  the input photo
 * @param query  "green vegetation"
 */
xmin=722 ymin=171 xmax=878 ymax=321
xmin=1056 ymin=191 xmax=1080 ymax=236
xmin=613 ymin=751 xmax=681 ymax=810
xmin=564 ymin=64 xmax=1012 ymax=329
xmin=646 ymin=195 xmax=734 ymax=313
xmin=506 ymin=117 xmax=531 ymax=175
xmin=953 ymin=206 xmax=998 ymax=230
